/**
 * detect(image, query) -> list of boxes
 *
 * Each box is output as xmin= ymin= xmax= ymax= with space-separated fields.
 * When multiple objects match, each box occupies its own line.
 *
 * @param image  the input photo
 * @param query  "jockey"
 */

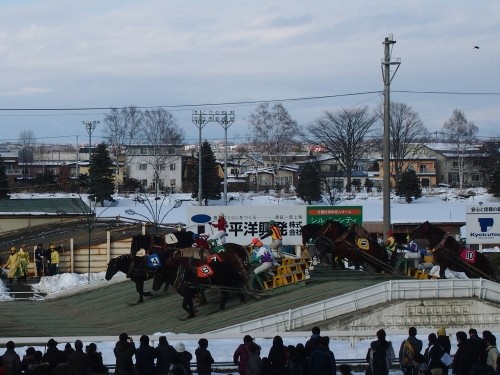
xmin=208 ymin=213 xmax=228 ymax=246
xmin=250 ymin=238 xmax=279 ymax=278
xmin=260 ymin=220 xmax=283 ymax=259
xmin=385 ymin=230 xmax=397 ymax=258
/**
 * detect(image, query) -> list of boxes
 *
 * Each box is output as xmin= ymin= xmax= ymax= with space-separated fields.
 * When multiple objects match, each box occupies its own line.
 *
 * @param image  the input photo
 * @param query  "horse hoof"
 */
xmin=143 ymin=292 xmax=153 ymax=297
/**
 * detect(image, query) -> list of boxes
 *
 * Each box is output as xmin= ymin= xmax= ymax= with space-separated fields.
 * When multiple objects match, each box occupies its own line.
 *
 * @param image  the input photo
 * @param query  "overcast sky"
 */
xmin=1 ymin=1 xmax=499 ymax=146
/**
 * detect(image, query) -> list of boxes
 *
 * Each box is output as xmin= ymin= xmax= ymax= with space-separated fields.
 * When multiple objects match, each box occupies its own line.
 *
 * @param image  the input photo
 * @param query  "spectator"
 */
xmin=287 ymin=345 xmax=302 ymax=375
xmin=339 ymin=364 xmax=353 ymax=375
xmin=195 ymin=338 xmax=214 ymax=375
xmin=309 ymin=336 xmax=336 ymax=375
xmin=49 ymin=244 xmax=60 ymax=275
xmin=233 ymin=335 xmax=253 ymax=375
xmin=424 ymin=333 xmax=444 ymax=375
xmin=113 ymin=333 xmax=136 ymax=375
xmin=173 ymin=342 xmax=192 ymax=375
xmin=399 ymin=326 xmax=423 ymax=375
xmin=4 ymin=247 xmax=21 ymax=283
xmin=484 ymin=332 xmax=499 ymax=371
xmin=63 ymin=343 xmax=75 ymax=357
xmin=42 ymin=339 xmax=66 ymax=373
xmin=436 ymin=328 xmax=451 ymax=375
xmin=367 ymin=329 xmax=395 ymax=375
xmin=17 ymin=244 xmax=29 ymax=281
xmin=135 ymin=335 xmax=155 ymax=375
xmin=267 ymin=335 xmax=288 ymax=375
xmin=34 ymin=243 xmax=46 ymax=277
xmin=452 ymin=331 xmax=467 ymax=375
xmin=464 ymin=328 xmax=488 ymax=373
xmin=0 ymin=356 xmax=6 ymax=375
xmin=66 ymin=340 xmax=88 ymax=375
xmin=51 ymin=363 xmax=78 ymax=375
xmin=20 ymin=347 xmax=37 ymax=374
xmin=246 ymin=342 xmax=262 ymax=375
xmin=154 ymin=336 xmax=176 ymax=375
xmin=295 ymin=343 xmax=308 ymax=375
xmin=2 ymin=340 xmax=21 ymax=375
xmin=86 ymin=343 xmax=108 ymax=375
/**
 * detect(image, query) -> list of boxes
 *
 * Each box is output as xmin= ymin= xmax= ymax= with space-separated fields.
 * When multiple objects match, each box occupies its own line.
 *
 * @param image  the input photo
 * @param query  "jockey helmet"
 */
xmin=251 ymin=238 xmax=263 ymax=247
xmin=136 ymin=249 xmax=146 ymax=257
xmin=219 ymin=213 xmax=225 ymax=217
xmin=387 ymin=230 xmax=394 ymax=236
xmin=269 ymin=220 xmax=276 ymax=225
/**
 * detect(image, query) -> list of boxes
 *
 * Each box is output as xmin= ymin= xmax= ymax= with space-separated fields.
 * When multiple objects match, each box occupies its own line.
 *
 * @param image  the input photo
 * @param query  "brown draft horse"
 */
xmin=409 ymin=221 xmax=496 ymax=280
xmin=315 ymin=220 xmax=390 ymax=272
xmin=300 ymin=224 xmax=331 ymax=264
xmin=154 ymin=256 xmax=247 ymax=319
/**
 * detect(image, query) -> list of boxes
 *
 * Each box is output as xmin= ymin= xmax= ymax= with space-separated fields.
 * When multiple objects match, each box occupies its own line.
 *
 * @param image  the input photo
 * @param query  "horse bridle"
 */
xmin=428 ymin=232 xmax=452 ymax=254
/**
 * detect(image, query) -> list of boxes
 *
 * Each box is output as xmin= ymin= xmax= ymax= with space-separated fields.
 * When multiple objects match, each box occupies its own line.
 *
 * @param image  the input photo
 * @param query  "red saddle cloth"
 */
xmin=196 ymin=264 xmax=214 ymax=278
xmin=459 ymin=247 xmax=477 ymax=264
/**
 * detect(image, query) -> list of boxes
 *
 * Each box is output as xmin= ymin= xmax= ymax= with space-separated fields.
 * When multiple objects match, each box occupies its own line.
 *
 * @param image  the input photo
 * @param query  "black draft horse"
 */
xmin=300 ymin=223 xmax=331 ymax=264
xmin=105 ymin=255 xmax=154 ymax=303
xmin=410 ymin=221 xmax=496 ymax=280
xmin=155 ymin=256 xmax=247 ymax=319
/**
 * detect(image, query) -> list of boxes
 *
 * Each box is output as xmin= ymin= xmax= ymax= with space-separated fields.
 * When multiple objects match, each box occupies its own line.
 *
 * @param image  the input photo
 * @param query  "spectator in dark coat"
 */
xmin=42 ymin=339 xmax=67 ymax=374
xmin=2 ymin=341 xmax=21 ymax=375
xmin=295 ymin=343 xmax=308 ymax=375
xmin=154 ymin=336 xmax=176 ymax=375
xmin=233 ymin=335 xmax=253 ymax=375
xmin=460 ymin=328 xmax=488 ymax=374
xmin=287 ymin=345 xmax=303 ymax=375
xmin=246 ymin=342 xmax=262 ymax=375
xmin=134 ymin=335 xmax=156 ymax=375
xmin=113 ymin=333 xmax=136 ymax=375
xmin=63 ymin=344 xmax=75 ymax=357
xmin=305 ymin=327 xmax=321 ymax=362
xmin=309 ymin=336 xmax=336 ymax=375
xmin=21 ymin=347 xmax=37 ymax=374
xmin=66 ymin=340 xmax=89 ymax=375
xmin=424 ymin=333 xmax=444 ymax=375
xmin=86 ymin=343 xmax=108 ymax=375
xmin=195 ymin=338 xmax=214 ymax=375
xmin=267 ymin=335 xmax=288 ymax=375
xmin=452 ymin=331 xmax=467 ymax=375
xmin=437 ymin=328 xmax=451 ymax=375
xmin=173 ymin=342 xmax=192 ymax=375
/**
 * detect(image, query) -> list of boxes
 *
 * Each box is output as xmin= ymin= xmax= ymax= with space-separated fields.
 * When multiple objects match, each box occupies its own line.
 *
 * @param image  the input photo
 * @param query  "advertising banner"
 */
xmin=306 ymin=206 xmax=363 ymax=226
xmin=466 ymin=205 xmax=500 ymax=244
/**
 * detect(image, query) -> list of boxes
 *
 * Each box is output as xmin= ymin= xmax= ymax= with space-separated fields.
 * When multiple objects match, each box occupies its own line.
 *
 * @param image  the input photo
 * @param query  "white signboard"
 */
xmin=466 ymin=205 xmax=500 ymax=244
xmin=186 ymin=206 xmax=306 ymax=246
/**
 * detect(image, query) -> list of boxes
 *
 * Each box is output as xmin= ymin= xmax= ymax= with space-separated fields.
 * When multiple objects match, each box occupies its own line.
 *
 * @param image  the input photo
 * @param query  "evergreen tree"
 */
xmin=396 ymin=169 xmax=422 ymax=203
xmin=88 ymin=143 xmax=115 ymax=206
xmin=192 ymin=140 xmax=221 ymax=205
xmin=296 ymin=162 xmax=322 ymax=204
xmin=0 ymin=157 xmax=10 ymax=199
xmin=364 ymin=178 xmax=374 ymax=192
xmin=488 ymin=162 xmax=500 ymax=197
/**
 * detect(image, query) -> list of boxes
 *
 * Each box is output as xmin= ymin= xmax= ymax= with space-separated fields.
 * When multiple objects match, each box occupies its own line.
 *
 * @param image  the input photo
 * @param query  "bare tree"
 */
xmin=18 ymin=130 xmax=37 ymax=181
xmin=375 ymin=102 xmax=430 ymax=187
xmin=306 ymin=106 xmax=376 ymax=192
xmin=140 ymin=107 xmax=184 ymax=193
xmin=248 ymin=103 xmax=301 ymax=189
xmin=441 ymin=109 xmax=479 ymax=189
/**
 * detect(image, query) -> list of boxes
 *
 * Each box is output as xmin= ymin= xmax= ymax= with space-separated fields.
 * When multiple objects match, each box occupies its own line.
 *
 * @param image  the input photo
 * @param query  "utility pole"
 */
xmin=214 ymin=111 xmax=235 ymax=205
xmin=381 ymin=34 xmax=400 ymax=238
xmin=192 ymin=111 xmax=213 ymax=206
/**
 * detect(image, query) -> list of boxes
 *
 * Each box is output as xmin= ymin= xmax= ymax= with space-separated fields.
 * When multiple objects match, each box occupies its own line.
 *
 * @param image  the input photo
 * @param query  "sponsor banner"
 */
xmin=466 ymin=205 xmax=500 ymax=244
xmin=306 ymin=206 xmax=363 ymax=226
xmin=186 ymin=206 xmax=305 ymax=245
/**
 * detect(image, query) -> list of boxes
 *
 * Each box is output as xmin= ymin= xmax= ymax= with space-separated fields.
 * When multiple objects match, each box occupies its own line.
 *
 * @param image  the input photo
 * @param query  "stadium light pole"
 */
xmin=82 ymin=120 xmax=99 ymax=282
xmin=192 ymin=111 xmax=213 ymax=206
xmin=214 ymin=111 xmax=235 ymax=205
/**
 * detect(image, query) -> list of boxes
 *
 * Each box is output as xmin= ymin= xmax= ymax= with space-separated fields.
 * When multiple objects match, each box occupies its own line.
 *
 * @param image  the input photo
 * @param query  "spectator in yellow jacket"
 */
xmin=5 ymin=246 xmax=21 ymax=282
xmin=50 ymin=244 xmax=60 ymax=275
xmin=18 ymin=244 xmax=30 ymax=280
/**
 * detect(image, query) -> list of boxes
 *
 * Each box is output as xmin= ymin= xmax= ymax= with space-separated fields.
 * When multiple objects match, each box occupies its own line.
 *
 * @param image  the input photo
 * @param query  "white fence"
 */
xmin=209 ymin=278 xmax=500 ymax=335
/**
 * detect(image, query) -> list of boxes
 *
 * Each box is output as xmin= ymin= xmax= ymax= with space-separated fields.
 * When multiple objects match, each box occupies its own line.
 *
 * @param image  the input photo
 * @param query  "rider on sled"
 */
xmin=208 ymin=213 xmax=228 ymax=248
xmin=249 ymin=238 xmax=279 ymax=281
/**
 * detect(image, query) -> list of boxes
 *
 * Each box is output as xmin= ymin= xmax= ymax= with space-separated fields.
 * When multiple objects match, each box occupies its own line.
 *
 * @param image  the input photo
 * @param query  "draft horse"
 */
xmin=410 ymin=221 xmax=496 ymax=280
xmin=156 ymin=256 xmax=247 ymax=319
xmin=105 ymin=255 xmax=155 ymax=304
xmin=314 ymin=220 xmax=353 ymax=269
xmin=300 ymin=223 xmax=331 ymax=264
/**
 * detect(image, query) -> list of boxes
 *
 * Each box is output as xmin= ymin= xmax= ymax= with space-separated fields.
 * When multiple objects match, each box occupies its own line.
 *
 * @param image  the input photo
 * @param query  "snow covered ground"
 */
xmin=1 ymin=188 xmax=500 ymax=374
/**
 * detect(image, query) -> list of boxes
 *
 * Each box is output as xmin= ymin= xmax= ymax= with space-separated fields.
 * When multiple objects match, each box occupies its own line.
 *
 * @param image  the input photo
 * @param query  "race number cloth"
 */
xmin=147 ymin=253 xmax=161 ymax=269
xmin=459 ymin=248 xmax=477 ymax=264
xmin=197 ymin=264 xmax=214 ymax=278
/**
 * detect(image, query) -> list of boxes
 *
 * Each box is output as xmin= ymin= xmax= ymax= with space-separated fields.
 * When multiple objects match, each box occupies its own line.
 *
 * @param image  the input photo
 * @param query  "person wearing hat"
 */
xmin=250 ymin=238 xmax=279 ymax=279
xmin=208 ymin=213 xmax=228 ymax=247
xmin=436 ymin=328 xmax=451 ymax=375
xmin=4 ymin=246 xmax=21 ymax=283
xmin=128 ymin=248 xmax=149 ymax=303
xmin=233 ymin=335 xmax=253 ymax=375
xmin=260 ymin=220 xmax=283 ymax=259
xmin=17 ymin=244 xmax=29 ymax=281
xmin=43 ymin=338 xmax=67 ymax=373
xmin=49 ymin=244 xmax=60 ymax=276
xmin=173 ymin=342 xmax=193 ymax=375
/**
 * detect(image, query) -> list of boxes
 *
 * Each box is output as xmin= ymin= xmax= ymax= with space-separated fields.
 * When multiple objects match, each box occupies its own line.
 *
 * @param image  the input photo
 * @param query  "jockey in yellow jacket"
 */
xmin=261 ymin=220 xmax=283 ymax=259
